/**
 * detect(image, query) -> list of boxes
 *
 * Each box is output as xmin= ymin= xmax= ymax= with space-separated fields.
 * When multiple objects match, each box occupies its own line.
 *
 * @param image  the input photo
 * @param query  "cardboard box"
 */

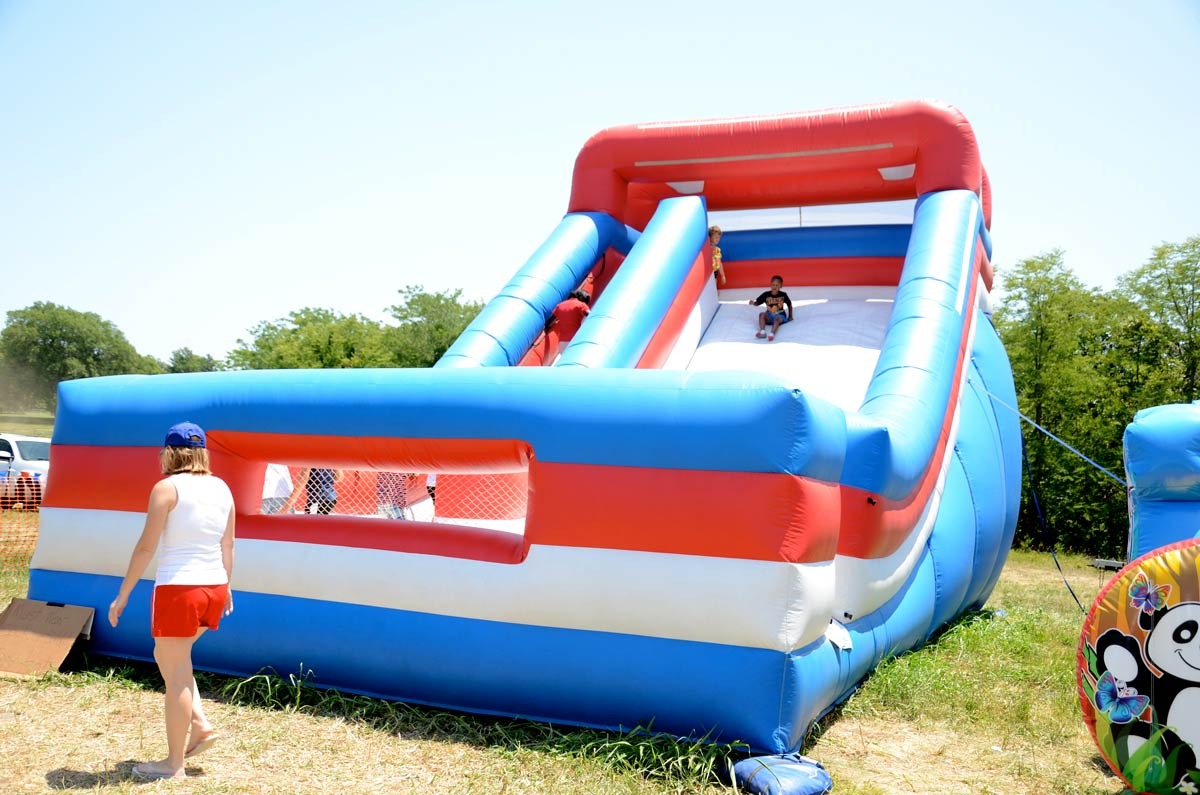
xmin=0 ymin=599 xmax=95 ymax=678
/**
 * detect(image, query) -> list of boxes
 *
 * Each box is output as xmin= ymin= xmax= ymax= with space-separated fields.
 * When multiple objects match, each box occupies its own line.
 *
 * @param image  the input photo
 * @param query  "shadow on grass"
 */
xmin=55 ymin=651 xmax=162 ymax=693
xmin=1089 ymin=753 xmax=1139 ymax=795
xmin=45 ymin=761 xmax=205 ymax=789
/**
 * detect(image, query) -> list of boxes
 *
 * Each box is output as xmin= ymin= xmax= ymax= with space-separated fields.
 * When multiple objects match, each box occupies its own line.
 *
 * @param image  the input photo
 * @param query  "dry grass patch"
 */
xmin=814 ymin=718 xmax=1121 ymax=795
xmin=0 ymin=671 xmax=729 ymax=794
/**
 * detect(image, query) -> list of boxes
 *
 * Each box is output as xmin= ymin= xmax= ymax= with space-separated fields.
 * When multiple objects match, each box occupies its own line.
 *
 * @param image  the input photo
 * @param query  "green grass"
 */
xmin=837 ymin=604 xmax=1074 ymax=728
xmin=0 ymin=409 xmax=54 ymax=437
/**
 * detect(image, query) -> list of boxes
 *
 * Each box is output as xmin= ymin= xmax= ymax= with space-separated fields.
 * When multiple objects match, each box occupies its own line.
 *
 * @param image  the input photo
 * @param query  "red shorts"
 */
xmin=151 ymin=583 xmax=229 ymax=638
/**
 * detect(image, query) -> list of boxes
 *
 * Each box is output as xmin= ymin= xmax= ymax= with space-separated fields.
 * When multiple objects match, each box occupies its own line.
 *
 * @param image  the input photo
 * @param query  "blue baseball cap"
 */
xmin=164 ymin=421 xmax=206 ymax=448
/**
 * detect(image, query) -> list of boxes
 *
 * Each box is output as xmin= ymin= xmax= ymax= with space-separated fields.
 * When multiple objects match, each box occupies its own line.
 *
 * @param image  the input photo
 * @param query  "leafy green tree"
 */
xmin=1118 ymin=235 xmax=1200 ymax=401
xmin=167 ymin=347 xmax=222 ymax=373
xmin=994 ymin=251 xmax=1095 ymax=430
xmin=0 ymin=302 xmax=157 ymax=410
xmin=226 ymin=308 xmax=393 ymax=370
xmin=993 ymin=252 xmax=1127 ymax=557
xmin=0 ymin=358 xmax=40 ymax=410
xmin=386 ymin=285 xmax=484 ymax=368
xmin=226 ymin=287 xmax=486 ymax=371
xmin=1088 ymin=295 xmax=1178 ymax=411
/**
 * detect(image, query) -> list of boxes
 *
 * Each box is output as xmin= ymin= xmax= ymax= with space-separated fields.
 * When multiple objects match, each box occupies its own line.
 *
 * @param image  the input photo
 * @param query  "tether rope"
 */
xmin=972 ymin=377 xmax=1112 ymax=614
xmin=972 ymin=379 xmax=1125 ymax=487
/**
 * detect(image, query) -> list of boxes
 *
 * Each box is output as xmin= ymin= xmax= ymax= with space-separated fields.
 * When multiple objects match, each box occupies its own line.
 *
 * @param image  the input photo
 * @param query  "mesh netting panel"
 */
xmin=1 ymin=473 xmax=41 ymax=575
xmin=0 ymin=510 xmax=38 ymax=576
xmin=259 ymin=466 xmax=528 ymax=531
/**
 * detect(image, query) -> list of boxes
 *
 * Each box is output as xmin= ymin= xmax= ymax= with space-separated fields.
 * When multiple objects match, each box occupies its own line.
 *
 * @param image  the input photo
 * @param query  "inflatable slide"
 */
xmin=30 ymin=100 xmax=1021 ymax=762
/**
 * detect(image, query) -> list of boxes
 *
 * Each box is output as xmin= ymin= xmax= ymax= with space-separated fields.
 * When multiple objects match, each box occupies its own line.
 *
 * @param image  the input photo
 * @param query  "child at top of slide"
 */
xmin=709 ymin=226 xmax=726 ymax=286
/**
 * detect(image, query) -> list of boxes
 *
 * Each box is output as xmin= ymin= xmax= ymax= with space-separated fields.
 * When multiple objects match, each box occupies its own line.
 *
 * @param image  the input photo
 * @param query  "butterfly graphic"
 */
xmin=1129 ymin=571 xmax=1171 ymax=614
xmin=1094 ymin=671 xmax=1150 ymax=724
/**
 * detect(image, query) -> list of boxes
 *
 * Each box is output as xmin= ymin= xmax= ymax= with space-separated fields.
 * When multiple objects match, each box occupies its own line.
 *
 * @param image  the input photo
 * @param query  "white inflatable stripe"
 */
xmin=32 ymin=507 xmax=834 ymax=652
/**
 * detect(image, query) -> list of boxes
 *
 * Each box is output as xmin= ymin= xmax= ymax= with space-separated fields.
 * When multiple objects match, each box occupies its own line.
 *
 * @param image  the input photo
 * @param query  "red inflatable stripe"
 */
xmin=724 ymin=257 xmax=904 ymax=289
xmin=238 ymin=513 xmax=528 ymax=565
xmin=45 ymin=444 xmax=843 ymax=563
xmin=526 ymin=461 xmax=841 ymax=563
xmin=43 ymin=434 xmax=531 ymax=513
xmin=42 ymin=445 xmax=160 ymax=513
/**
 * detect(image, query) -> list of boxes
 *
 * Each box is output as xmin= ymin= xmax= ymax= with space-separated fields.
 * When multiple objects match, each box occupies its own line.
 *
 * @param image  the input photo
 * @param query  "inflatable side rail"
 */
xmin=436 ymin=212 xmax=639 ymax=368
xmin=557 ymin=196 xmax=708 ymax=369
xmin=1124 ymin=401 xmax=1200 ymax=559
xmin=843 ymin=190 xmax=983 ymax=499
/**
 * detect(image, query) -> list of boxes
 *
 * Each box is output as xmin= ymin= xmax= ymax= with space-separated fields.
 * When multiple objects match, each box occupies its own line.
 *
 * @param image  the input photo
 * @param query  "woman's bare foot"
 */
xmin=132 ymin=760 xmax=186 ymax=780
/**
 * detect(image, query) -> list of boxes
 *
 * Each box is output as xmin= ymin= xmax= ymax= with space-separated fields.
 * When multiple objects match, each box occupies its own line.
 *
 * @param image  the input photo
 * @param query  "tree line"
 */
xmin=3 ymin=238 xmax=1197 ymax=559
xmin=994 ymin=235 xmax=1199 ymax=558
xmin=0 ymin=285 xmax=482 ymax=411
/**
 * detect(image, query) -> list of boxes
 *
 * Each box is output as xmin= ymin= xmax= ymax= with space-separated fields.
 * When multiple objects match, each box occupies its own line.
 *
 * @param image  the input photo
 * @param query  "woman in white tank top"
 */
xmin=108 ymin=421 xmax=235 ymax=781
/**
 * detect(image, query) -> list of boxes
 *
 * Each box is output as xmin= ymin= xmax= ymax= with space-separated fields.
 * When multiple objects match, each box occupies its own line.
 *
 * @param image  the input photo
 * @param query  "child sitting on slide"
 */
xmin=749 ymin=275 xmax=792 ymax=341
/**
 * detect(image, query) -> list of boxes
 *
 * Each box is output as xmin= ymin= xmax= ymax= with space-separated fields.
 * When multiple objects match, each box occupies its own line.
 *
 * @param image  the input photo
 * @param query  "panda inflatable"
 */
xmin=1080 ymin=539 xmax=1200 ymax=794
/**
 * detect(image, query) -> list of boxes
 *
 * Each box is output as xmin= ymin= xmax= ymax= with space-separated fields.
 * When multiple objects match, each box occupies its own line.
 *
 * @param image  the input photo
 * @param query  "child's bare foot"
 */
xmin=132 ymin=760 xmax=186 ymax=780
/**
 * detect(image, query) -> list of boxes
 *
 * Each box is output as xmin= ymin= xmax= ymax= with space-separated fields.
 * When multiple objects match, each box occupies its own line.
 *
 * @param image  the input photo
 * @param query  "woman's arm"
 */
xmin=221 ymin=504 xmax=236 ymax=615
xmin=108 ymin=478 xmax=176 ymax=627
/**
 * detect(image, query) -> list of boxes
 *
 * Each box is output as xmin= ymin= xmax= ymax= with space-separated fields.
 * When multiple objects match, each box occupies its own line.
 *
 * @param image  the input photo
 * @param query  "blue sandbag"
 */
xmin=732 ymin=753 xmax=833 ymax=795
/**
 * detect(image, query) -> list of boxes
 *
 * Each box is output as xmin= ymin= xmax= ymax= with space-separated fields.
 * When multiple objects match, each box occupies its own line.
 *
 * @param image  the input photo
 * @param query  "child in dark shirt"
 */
xmin=749 ymin=275 xmax=792 ymax=341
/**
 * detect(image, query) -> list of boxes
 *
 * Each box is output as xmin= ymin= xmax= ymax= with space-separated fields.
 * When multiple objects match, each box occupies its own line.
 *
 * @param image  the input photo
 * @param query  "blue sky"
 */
xmin=2 ymin=1 xmax=1198 ymax=361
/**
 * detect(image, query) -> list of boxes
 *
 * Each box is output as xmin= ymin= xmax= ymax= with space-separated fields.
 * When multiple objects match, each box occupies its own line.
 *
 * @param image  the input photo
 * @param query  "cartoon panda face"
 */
xmin=1147 ymin=602 xmax=1200 ymax=682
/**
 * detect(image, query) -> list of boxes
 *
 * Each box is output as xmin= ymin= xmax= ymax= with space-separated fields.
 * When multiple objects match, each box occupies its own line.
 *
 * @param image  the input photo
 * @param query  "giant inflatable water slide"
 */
xmin=31 ymin=100 xmax=1021 ymax=759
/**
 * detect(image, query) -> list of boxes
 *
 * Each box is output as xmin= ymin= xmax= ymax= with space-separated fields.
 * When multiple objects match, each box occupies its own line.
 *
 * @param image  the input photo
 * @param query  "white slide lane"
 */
xmin=686 ymin=285 xmax=895 ymax=412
